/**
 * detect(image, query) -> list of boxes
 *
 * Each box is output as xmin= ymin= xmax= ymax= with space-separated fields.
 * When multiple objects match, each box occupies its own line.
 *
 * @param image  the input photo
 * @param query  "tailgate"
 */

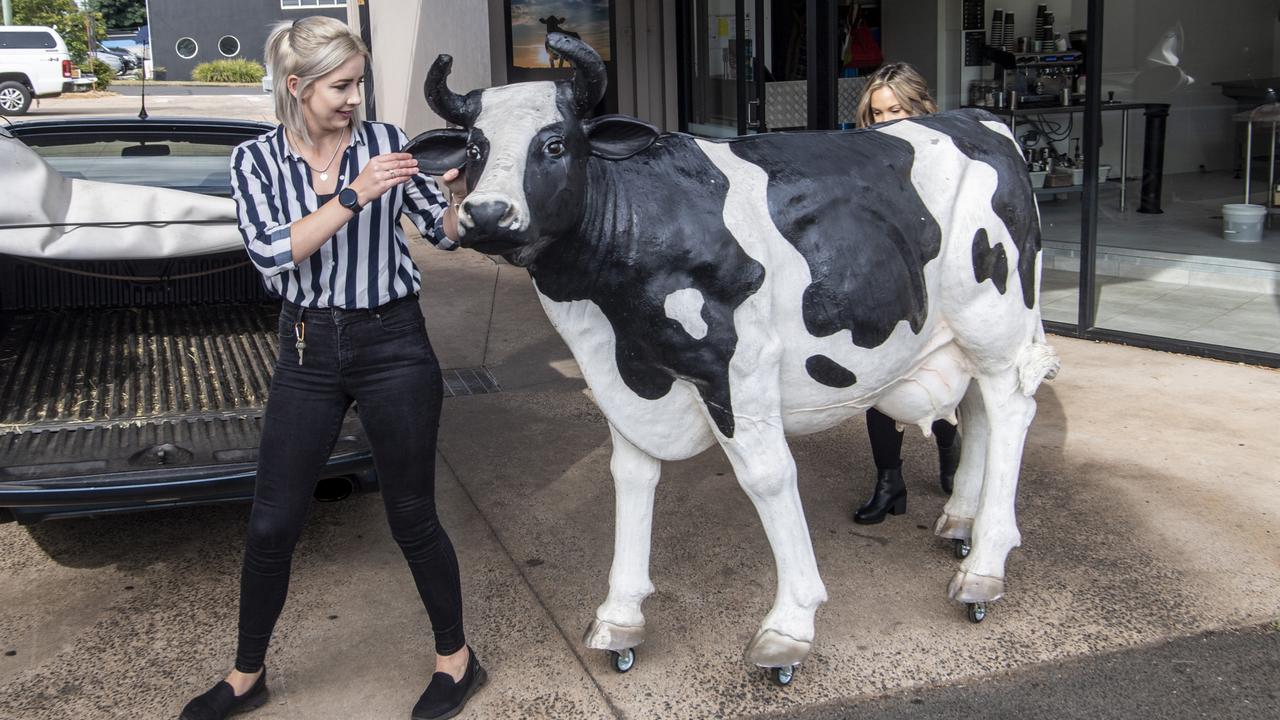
xmin=0 ymin=302 xmax=369 ymax=503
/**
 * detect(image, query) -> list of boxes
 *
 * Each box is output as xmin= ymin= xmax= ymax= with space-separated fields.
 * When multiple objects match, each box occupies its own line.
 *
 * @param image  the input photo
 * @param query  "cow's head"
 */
xmin=405 ymin=33 xmax=659 ymax=266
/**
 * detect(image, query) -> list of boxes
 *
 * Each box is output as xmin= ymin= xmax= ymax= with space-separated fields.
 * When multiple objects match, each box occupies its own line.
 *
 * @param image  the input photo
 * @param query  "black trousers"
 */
xmin=866 ymin=407 xmax=958 ymax=471
xmin=235 ymin=296 xmax=465 ymax=673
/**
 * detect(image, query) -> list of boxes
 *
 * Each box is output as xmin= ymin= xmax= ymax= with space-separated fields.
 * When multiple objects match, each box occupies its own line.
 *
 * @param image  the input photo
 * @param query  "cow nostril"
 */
xmin=466 ymin=199 xmax=515 ymax=229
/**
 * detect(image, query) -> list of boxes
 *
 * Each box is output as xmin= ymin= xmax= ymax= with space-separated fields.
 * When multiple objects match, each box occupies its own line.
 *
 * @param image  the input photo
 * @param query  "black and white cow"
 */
xmin=408 ymin=34 xmax=1059 ymax=676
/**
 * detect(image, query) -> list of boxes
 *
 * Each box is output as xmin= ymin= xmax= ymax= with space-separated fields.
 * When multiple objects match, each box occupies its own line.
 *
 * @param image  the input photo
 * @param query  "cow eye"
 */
xmin=465 ymin=143 xmax=482 ymax=161
xmin=544 ymin=138 xmax=565 ymax=158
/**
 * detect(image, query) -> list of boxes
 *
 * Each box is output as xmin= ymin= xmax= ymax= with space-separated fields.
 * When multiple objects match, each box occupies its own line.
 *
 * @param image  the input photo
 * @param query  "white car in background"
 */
xmin=0 ymin=25 xmax=89 ymax=115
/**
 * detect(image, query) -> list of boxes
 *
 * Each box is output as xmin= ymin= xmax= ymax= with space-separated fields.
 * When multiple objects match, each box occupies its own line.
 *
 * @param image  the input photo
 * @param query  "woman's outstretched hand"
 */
xmin=350 ymin=152 xmax=419 ymax=206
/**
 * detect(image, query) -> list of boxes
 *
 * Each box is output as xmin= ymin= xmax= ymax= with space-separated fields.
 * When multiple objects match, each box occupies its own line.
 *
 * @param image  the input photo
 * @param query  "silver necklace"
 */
xmin=294 ymin=128 xmax=345 ymax=182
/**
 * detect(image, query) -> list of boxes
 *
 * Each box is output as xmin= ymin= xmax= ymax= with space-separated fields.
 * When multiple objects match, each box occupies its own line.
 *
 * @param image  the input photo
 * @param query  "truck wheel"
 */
xmin=0 ymin=81 xmax=32 ymax=115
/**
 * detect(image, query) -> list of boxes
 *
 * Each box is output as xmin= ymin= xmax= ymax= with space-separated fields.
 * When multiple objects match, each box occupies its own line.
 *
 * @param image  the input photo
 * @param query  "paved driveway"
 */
xmin=2 ymin=243 xmax=1278 ymax=719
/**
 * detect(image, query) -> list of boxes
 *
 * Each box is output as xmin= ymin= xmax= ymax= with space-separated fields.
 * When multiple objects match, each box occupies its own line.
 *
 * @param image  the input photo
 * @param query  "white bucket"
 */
xmin=1222 ymin=203 xmax=1266 ymax=243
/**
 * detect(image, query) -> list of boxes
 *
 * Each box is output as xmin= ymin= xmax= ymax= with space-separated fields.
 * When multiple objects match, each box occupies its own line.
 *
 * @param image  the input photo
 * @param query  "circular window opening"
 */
xmin=175 ymin=37 xmax=197 ymax=59
xmin=218 ymin=35 xmax=240 ymax=57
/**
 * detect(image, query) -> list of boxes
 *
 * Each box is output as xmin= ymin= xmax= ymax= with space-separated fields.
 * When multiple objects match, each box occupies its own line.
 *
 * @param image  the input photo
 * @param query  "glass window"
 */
xmin=958 ymin=4 xmax=1088 ymax=327
xmin=218 ymin=35 xmax=240 ymax=57
xmin=175 ymin=37 xmax=198 ymax=59
xmin=19 ymin=132 xmax=252 ymax=197
xmin=0 ymin=30 xmax=57 ymax=50
xmin=1092 ymin=2 xmax=1280 ymax=354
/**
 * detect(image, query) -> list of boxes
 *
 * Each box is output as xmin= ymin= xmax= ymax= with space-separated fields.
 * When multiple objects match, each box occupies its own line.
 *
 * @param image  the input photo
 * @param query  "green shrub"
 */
xmin=191 ymin=59 xmax=265 ymax=83
xmin=83 ymin=57 xmax=114 ymax=91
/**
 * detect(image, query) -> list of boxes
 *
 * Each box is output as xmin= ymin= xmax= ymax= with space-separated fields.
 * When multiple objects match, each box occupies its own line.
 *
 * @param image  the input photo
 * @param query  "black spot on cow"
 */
xmin=530 ymin=134 xmax=765 ymax=438
xmin=805 ymin=355 xmax=858 ymax=388
xmin=728 ymin=128 xmax=942 ymax=349
xmin=971 ymin=228 xmax=1009 ymax=294
xmin=911 ymin=110 xmax=1041 ymax=308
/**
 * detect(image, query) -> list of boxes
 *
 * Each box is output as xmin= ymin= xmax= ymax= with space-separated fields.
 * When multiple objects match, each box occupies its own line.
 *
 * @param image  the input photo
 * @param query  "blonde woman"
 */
xmin=180 ymin=17 xmax=484 ymax=720
xmin=855 ymin=61 xmax=939 ymax=128
xmin=851 ymin=62 xmax=960 ymax=525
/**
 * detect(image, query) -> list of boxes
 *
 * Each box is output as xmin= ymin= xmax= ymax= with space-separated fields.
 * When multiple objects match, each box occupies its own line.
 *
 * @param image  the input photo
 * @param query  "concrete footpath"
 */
xmin=1 ymin=243 xmax=1278 ymax=719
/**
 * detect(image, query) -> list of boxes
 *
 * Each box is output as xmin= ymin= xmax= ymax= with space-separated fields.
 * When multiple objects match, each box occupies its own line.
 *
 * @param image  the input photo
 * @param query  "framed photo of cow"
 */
xmin=503 ymin=0 xmax=617 ymax=114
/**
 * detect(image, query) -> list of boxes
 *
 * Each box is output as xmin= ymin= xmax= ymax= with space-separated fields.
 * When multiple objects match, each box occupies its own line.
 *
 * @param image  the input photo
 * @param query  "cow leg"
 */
xmin=948 ymin=370 xmax=1036 ymax=603
xmin=718 ymin=425 xmax=828 ymax=668
xmin=583 ymin=424 xmax=661 ymax=652
xmin=935 ymin=382 xmax=987 ymax=542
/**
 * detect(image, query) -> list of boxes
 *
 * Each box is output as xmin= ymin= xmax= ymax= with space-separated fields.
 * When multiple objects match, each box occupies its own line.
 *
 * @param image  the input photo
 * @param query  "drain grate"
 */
xmin=441 ymin=366 xmax=502 ymax=398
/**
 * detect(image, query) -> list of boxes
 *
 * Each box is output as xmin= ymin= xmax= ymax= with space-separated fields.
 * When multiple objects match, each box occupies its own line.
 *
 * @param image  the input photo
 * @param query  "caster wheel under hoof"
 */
xmin=952 ymin=538 xmax=971 ymax=559
xmin=966 ymin=602 xmax=988 ymax=623
xmin=610 ymin=648 xmax=636 ymax=673
xmin=768 ymin=664 xmax=797 ymax=686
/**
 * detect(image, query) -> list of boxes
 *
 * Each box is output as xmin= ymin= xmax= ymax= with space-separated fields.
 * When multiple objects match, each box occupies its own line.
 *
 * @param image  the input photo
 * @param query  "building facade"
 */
xmin=359 ymin=0 xmax=1280 ymax=368
xmin=147 ymin=0 xmax=347 ymax=80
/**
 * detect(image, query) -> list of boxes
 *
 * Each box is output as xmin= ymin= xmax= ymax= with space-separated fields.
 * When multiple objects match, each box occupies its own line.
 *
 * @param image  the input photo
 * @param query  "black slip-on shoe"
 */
xmin=178 ymin=668 xmax=269 ymax=720
xmin=412 ymin=648 xmax=488 ymax=720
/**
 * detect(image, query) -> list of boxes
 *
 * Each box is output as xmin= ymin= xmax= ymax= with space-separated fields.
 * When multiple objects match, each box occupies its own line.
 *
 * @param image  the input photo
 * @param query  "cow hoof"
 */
xmin=934 ymin=512 xmax=973 ymax=541
xmin=744 ymin=628 xmax=812 ymax=668
xmin=583 ymin=617 xmax=645 ymax=652
xmin=948 ymin=570 xmax=1005 ymax=604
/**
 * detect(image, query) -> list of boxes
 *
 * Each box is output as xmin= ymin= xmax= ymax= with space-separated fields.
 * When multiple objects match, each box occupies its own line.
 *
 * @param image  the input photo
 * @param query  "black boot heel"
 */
xmin=937 ymin=438 xmax=961 ymax=495
xmin=853 ymin=467 xmax=907 ymax=524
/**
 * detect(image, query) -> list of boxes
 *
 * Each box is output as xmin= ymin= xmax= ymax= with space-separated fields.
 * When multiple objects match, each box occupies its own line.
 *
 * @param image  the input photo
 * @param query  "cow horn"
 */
xmin=547 ymin=32 xmax=606 ymax=117
xmin=424 ymin=54 xmax=476 ymax=126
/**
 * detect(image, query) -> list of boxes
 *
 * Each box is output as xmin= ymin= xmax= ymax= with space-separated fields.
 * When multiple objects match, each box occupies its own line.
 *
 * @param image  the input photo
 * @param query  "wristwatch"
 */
xmin=338 ymin=187 xmax=362 ymax=213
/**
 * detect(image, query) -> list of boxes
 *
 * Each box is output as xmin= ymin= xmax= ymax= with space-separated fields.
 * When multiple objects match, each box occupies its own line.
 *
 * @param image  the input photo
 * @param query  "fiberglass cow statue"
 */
xmin=407 ymin=34 xmax=1059 ymax=684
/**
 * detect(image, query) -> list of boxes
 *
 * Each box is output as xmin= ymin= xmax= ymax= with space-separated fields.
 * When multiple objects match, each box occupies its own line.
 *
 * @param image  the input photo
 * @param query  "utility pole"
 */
xmin=3 ymin=0 xmax=14 ymax=27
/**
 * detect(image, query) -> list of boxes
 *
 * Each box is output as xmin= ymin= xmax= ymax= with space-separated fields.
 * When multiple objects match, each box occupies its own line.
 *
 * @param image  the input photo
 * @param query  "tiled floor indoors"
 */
xmin=1029 ymin=168 xmax=1280 ymax=355
xmin=1039 ymin=268 xmax=1280 ymax=354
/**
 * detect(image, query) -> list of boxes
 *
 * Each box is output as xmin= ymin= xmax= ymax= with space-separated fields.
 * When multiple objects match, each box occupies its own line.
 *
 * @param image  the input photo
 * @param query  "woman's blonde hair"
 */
xmin=265 ymin=16 xmax=369 ymax=145
xmin=855 ymin=62 xmax=938 ymax=128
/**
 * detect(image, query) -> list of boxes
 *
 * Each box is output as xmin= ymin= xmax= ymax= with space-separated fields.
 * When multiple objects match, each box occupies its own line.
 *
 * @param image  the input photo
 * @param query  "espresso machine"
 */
xmin=983 ymin=46 xmax=1084 ymax=107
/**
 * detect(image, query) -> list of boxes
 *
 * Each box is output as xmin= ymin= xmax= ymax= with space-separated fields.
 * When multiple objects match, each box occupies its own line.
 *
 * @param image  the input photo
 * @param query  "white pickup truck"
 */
xmin=0 ymin=25 xmax=93 ymax=115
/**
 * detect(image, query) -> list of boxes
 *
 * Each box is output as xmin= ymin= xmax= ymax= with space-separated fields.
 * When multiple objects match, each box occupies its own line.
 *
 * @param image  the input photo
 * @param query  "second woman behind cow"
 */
xmin=851 ymin=62 xmax=961 ymax=525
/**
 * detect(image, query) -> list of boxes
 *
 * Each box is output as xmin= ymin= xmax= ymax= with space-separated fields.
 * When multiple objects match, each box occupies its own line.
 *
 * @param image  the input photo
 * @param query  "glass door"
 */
xmin=682 ymin=0 xmax=766 ymax=137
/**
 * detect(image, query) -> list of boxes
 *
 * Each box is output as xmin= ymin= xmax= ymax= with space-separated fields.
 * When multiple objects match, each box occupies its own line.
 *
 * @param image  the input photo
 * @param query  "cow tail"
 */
xmin=1016 ymin=335 xmax=1060 ymax=397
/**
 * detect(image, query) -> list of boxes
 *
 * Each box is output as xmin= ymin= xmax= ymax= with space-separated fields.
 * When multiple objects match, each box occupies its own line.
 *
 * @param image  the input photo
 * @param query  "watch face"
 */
xmin=340 ymin=188 xmax=359 ymax=209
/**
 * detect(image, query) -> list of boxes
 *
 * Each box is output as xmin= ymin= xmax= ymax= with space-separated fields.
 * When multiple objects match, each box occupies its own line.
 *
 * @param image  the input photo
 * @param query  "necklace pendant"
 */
xmin=319 ymin=172 xmax=329 ymax=182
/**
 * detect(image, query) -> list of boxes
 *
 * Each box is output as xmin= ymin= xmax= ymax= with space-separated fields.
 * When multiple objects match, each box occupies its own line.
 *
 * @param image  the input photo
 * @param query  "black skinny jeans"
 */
xmin=235 ymin=296 xmax=464 ymax=673
xmin=866 ymin=407 xmax=958 ymax=471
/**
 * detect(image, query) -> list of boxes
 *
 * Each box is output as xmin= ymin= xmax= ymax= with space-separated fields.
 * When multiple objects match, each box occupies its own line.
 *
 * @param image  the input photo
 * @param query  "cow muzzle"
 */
xmin=457 ymin=195 xmax=529 ymax=254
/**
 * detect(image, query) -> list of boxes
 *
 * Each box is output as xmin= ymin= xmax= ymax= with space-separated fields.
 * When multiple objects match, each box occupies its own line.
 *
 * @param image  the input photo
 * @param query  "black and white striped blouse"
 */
xmin=230 ymin=121 xmax=456 ymax=309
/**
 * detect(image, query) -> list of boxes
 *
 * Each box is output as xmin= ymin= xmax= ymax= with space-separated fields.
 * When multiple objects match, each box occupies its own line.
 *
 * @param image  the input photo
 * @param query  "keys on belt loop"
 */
xmin=293 ymin=320 xmax=306 ymax=366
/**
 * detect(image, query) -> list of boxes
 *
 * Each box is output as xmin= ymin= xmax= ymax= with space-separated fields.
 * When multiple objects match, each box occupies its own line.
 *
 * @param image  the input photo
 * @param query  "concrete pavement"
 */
xmin=2 ymin=240 xmax=1277 ymax=718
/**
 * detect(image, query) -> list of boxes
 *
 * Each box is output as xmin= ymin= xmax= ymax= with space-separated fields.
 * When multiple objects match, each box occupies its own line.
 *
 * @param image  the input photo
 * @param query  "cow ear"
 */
xmin=403 ymin=128 xmax=468 ymax=175
xmin=583 ymin=114 xmax=660 ymax=160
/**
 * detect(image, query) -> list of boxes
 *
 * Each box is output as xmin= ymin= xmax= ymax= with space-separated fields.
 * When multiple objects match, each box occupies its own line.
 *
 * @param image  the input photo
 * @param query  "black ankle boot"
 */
xmin=937 ymin=439 xmax=961 ymax=495
xmin=179 ymin=668 xmax=268 ymax=720
xmin=853 ymin=467 xmax=907 ymax=524
xmin=412 ymin=647 xmax=488 ymax=720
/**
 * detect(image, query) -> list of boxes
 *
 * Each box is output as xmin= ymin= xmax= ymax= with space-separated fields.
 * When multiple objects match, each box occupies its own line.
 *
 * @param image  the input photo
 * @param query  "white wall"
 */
xmin=350 ymin=0 xmax=492 ymax=135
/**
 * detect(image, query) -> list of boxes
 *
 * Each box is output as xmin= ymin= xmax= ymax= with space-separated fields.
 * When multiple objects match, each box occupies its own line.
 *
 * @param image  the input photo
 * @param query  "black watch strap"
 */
xmin=338 ymin=187 xmax=362 ymax=213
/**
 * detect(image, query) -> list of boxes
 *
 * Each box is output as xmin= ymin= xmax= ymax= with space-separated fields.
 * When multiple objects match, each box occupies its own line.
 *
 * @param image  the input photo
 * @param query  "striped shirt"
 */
xmin=230 ymin=121 xmax=457 ymax=309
